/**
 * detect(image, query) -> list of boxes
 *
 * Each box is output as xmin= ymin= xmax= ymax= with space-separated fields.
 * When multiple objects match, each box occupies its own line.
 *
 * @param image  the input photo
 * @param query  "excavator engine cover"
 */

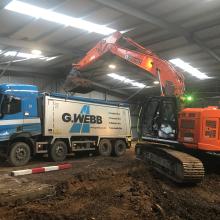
xmin=178 ymin=106 xmax=220 ymax=152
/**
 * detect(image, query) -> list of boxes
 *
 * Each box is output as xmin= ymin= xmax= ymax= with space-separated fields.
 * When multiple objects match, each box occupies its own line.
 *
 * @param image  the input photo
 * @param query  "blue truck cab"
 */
xmin=0 ymin=84 xmax=42 ymax=166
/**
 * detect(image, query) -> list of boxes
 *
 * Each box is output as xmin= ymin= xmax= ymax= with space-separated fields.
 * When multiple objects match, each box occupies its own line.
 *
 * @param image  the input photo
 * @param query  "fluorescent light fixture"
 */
xmin=4 ymin=51 xmax=42 ymax=59
xmin=31 ymin=49 xmax=42 ymax=55
xmin=5 ymin=0 xmax=116 ymax=35
xmin=153 ymin=81 xmax=159 ymax=85
xmin=169 ymin=58 xmax=210 ymax=80
xmin=108 ymin=73 xmax=146 ymax=88
xmin=3 ymin=50 xmax=57 ymax=62
xmin=108 ymin=64 xmax=116 ymax=69
xmin=45 ymin=56 xmax=58 ymax=62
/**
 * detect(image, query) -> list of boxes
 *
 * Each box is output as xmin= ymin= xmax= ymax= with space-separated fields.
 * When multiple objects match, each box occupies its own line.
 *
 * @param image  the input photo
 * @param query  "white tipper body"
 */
xmin=43 ymin=96 xmax=131 ymax=140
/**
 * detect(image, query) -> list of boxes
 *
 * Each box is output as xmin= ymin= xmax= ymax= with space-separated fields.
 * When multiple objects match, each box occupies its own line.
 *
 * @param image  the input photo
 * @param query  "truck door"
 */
xmin=22 ymin=95 xmax=41 ymax=135
xmin=1 ymin=95 xmax=23 ymax=134
xmin=44 ymin=97 xmax=54 ymax=136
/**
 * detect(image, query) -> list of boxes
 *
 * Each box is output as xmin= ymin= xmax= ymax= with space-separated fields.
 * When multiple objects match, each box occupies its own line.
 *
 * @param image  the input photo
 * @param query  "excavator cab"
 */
xmin=139 ymin=96 xmax=179 ymax=141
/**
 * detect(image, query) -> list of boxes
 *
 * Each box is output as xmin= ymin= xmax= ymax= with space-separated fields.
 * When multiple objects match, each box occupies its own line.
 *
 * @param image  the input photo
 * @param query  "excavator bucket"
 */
xmin=64 ymin=68 xmax=94 ymax=93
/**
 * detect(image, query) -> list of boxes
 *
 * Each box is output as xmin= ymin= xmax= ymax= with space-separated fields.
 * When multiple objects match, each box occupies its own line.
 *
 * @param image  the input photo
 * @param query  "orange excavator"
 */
xmin=66 ymin=31 xmax=220 ymax=183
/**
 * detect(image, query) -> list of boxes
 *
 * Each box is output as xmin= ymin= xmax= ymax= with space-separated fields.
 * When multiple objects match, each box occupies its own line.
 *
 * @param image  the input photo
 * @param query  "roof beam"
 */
xmin=36 ymin=5 xmax=102 ymax=43
xmin=95 ymin=0 xmax=220 ymax=62
xmin=8 ymin=0 xmax=70 ymax=38
xmin=95 ymin=0 xmax=189 ymax=36
xmin=193 ymin=38 xmax=220 ymax=62
xmin=0 ymin=64 xmax=60 ymax=75
xmin=0 ymin=36 xmax=84 ymax=57
xmin=91 ymin=81 xmax=128 ymax=97
xmin=0 ymin=0 xmax=11 ymax=9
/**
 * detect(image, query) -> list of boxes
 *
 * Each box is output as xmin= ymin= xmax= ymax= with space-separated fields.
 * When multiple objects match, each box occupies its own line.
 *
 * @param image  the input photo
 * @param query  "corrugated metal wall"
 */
xmin=0 ymin=75 xmax=122 ymax=100
xmin=0 ymin=75 xmax=57 ymax=92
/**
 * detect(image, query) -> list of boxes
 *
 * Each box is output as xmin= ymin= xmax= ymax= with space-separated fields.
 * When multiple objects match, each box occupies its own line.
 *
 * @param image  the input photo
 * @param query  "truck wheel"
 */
xmin=8 ymin=142 xmax=31 ymax=166
xmin=98 ymin=139 xmax=112 ymax=156
xmin=113 ymin=140 xmax=126 ymax=157
xmin=49 ymin=141 xmax=67 ymax=162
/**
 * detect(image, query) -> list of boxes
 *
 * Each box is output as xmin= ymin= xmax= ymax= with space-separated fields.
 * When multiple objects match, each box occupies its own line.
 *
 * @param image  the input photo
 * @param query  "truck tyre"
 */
xmin=8 ymin=142 xmax=31 ymax=166
xmin=98 ymin=139 xmax=112 ymax=156
xmin=112 ymin=140 xmax=126 ymax=157
xmin=49 ymin=140 xmax=67 ymax=162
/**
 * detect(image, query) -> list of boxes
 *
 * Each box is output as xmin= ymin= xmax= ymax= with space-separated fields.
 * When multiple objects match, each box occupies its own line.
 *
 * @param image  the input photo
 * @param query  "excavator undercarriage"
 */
xmin=136 ymin=96 xmax=205 ymax=183
xmin=135 ymin=142 xmax=204 ymax=183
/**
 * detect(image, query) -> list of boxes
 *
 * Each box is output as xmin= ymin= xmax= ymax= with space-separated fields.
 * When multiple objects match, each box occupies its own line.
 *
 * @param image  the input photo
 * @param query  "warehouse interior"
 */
xmin=1 ymin=0 xmax=220 ymax=98
xmin=0 ymin=0 xmax=220 ymax=219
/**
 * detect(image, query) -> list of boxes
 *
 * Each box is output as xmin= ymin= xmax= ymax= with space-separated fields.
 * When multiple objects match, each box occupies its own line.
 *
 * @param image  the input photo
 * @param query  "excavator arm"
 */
xmin=69 ymin=31 xmax=185 ymax=96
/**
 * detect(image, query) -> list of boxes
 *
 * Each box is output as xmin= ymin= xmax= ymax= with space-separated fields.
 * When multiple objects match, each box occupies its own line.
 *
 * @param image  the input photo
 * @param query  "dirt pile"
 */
xmin=0 ymin=161 xmax=219 ymax=220
xmin=0 ymin=174 xmax=54 ymax=207
xmin=0 ymin=149 xmax=219 ymax=220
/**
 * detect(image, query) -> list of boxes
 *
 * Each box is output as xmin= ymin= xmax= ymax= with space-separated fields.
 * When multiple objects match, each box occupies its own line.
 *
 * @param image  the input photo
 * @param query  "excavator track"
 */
xmin=135 ymin=142 xmax=205 ymax=183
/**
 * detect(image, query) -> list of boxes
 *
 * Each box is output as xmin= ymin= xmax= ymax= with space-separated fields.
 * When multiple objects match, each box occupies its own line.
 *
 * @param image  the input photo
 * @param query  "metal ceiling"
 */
xmin=0 ymin=0 xmax=220 ymax=97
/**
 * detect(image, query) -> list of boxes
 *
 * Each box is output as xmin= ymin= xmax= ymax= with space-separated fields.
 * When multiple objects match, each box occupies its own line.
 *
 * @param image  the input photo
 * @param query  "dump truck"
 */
xmin=0 ymin=84 xmax=131 ymax=166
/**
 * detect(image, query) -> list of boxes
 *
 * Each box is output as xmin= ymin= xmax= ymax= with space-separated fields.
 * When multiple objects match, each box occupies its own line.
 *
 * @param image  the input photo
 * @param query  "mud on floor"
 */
xmin=0 ymin=159 xmax=219 ymax=220
xmin=0 ymin=175 xmax=54 ymax=206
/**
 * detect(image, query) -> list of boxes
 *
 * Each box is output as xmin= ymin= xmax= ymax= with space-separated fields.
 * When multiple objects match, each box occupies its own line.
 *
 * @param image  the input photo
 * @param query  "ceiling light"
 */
xmin=108 ymin=64 xmax=116 ymax=69
xmin=31 ymin=49 xmax=42 ymax=55
xmin=153 ymin=81 xmax=159 ymax=85
xmin=4 ymin=51 xmax=41 ymax=59
xmin=5 ymin=0 xmax=116 ymax=35
xmin=169 ymin=58 xmax=210 ymax=80
xmin=108 ymin=73 xmax=146 ymax=88
xmin=45 ymin=56 xmax=58 ymax=61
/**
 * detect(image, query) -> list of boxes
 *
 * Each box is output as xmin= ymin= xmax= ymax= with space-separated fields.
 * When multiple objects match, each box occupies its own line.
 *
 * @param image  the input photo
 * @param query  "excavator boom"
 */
xmin=69 ymin=31 xmax=185 ymax=96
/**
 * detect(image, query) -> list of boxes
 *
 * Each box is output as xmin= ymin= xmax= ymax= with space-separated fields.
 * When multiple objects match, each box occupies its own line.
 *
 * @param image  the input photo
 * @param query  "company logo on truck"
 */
xmin=62 ymin=105 xmax=102 ymax=133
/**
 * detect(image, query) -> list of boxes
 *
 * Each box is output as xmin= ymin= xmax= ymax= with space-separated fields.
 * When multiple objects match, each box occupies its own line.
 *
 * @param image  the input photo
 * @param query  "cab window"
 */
xmin=2 ymin=96 xmax=21 ymax=115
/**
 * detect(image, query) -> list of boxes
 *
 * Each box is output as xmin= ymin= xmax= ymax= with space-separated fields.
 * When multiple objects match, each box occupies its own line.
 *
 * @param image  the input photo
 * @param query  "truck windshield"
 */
xmin=0 ymin=94 xmax=21 ymax=115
